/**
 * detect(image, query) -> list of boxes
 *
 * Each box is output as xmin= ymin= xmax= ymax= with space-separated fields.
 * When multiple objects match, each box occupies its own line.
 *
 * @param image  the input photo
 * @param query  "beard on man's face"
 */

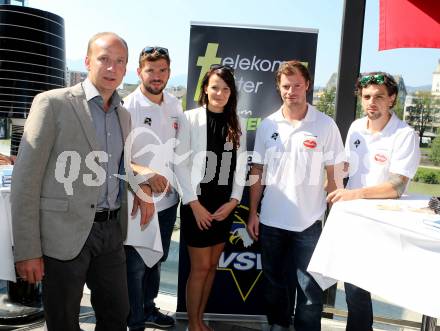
xmin=143 ymin=80 xmax=166 ymax=95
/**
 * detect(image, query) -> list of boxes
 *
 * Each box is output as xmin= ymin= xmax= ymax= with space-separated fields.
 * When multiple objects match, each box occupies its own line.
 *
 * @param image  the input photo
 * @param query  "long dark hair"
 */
xmin=198 ymin=67 xmax=241 ymax=148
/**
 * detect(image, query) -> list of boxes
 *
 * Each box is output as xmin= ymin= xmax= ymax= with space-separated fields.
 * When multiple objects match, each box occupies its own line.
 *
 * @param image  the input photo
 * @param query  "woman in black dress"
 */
xmin=176 ymin=65 xmax=246 ymax=331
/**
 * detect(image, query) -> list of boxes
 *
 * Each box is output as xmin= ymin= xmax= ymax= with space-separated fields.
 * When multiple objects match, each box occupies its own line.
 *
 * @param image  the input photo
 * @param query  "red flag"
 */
xmin=379 ymin=0 xmax=440 ymax=50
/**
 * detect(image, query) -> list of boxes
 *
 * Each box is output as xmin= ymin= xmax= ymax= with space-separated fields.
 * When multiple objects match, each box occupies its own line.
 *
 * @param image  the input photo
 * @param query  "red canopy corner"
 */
xmin=379 ymin=0 xmax=440 ymax=50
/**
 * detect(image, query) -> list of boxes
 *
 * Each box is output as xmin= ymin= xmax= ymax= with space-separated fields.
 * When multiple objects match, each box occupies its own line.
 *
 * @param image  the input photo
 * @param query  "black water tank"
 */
xmin=0 ymin=4 xmax=65 ymax=154
xmin=0 ymin=4 xmax=65 ymax=119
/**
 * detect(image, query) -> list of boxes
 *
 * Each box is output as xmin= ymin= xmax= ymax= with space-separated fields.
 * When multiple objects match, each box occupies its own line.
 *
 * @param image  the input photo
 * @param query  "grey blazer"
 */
xmin=11 ymin=83 xmax=131 ymax=262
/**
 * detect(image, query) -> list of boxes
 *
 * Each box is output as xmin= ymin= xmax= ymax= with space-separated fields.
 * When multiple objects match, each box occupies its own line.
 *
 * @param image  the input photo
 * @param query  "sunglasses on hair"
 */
xmin=142 ymin=46 xmax=169 ymax=56
xmin=210 ymin=64 xmax=235 ymax=74
xmin=359 ymin=74 xmax=385 ymax=87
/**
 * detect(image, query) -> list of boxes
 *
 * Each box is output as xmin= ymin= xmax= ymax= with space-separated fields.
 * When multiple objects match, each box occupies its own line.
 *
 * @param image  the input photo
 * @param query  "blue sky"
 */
xmin=28 ymin=0 xmax=439 ymax=87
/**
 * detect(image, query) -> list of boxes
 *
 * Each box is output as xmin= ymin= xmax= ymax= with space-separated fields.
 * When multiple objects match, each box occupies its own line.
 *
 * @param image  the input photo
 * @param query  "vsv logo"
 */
xmin=217 ymin=205 xmax=263 ymax=302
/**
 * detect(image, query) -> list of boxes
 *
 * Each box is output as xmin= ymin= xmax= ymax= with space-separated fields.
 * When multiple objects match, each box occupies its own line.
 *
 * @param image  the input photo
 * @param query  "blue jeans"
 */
xmin=260 ymin=222 xmax=323 ymax=331
xmin=344 ymin=283 xmax=373 ymax=331
xmin=125 ymin=203 xmax=178 ymax=329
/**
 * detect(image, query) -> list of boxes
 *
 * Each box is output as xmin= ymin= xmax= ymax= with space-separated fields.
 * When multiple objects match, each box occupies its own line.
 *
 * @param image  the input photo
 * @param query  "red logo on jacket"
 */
xmin=303 ymin=139 xmax=317 ymax=149
xmin=374 ymin=153 xmax=387 ymax=163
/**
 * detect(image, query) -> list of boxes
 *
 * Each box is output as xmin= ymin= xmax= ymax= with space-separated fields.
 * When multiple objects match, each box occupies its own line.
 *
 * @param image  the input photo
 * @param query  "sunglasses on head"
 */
xmin=210 ymin=64 xmax=235 ymax=74
xmin=359 ymin=74 xmax=385 ymax=87
xmin=141 ymin=46 xmax=169 ymax=56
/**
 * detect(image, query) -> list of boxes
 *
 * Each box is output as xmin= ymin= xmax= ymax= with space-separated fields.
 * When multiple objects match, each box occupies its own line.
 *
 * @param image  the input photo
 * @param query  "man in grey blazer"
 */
xmin=11 ymin=32 xmax=153 ymax=331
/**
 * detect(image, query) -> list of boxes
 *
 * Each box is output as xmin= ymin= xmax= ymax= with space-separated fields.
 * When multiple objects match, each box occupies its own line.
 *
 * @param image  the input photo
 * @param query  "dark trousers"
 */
xmin=260 ymin=222 xmax=323 ymax=331
xmin=125 ymin=203 xmax=178 ymax=329
xmin=42 ymin=217 xmax=129 ymax=331
xmin=345 ymin=282 xmax=373 ymax=331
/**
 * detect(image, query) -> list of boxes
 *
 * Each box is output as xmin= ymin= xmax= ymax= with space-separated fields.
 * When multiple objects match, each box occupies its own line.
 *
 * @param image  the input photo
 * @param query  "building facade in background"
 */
xmin=432 ymin=60 xmax=440 ymax=97
xmin=66 ymin=69 xmax=87 ymax=87
xmin=404 ymin=60 xmax=440 ymax=142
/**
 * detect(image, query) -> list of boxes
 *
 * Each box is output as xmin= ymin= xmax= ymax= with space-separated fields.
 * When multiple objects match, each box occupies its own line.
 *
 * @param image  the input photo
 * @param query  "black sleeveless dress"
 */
xmin=180 ymin=109 xmax=237 ymax=248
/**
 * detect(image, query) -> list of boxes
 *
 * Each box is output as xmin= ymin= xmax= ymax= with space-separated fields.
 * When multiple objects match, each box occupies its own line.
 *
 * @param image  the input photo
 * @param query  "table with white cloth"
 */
xmin=0 ymin=186 xmax=15 ymax=282
xmin=308 ymin=195 xmax=440 ymax=329
xmin=0 ymin=185 xmax=45 ymax=324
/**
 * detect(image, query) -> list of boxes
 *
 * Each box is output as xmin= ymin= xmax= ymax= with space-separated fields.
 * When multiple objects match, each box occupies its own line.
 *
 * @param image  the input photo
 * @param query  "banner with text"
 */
xmin=177 ymin=22 xmax=318 ymax=317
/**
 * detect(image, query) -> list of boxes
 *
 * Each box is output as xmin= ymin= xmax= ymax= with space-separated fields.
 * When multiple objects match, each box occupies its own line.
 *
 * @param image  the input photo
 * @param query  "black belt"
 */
xmin=94 ymin=209 xmax=119 ymax=223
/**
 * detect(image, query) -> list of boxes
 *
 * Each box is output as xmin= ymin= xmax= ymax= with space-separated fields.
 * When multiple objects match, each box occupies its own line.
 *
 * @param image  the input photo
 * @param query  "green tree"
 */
xmin=405 ymin=92 xmax=440 ymax=146
xmin=393 ymin=97 xmax=404 ymax=120
xmin=181 ymin=93 xmax=187 ymax=111
xmin=431 ymin=137 xmax=440 ymax=166
xmin=355 ymin=100 xmax=364 ymax=119
xmin=316 ymin=87 xmax=336 ymax=117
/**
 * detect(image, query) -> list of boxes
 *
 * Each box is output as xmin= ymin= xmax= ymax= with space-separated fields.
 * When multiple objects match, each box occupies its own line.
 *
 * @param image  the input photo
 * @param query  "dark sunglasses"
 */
xmin=359 ymin=74 xmax=385 ymax=87
xmin=210 ymin=64 xmax=235 ymax=74
xmin=141 ymin=46 xmax=169 ymax=56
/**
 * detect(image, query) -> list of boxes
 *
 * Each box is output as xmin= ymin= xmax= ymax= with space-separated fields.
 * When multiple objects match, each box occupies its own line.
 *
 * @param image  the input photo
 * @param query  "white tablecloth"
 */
xmin=308 ymin=195 xmax=440 ymax=318
xmin=0 ymin=187 xmax=16 ymax=282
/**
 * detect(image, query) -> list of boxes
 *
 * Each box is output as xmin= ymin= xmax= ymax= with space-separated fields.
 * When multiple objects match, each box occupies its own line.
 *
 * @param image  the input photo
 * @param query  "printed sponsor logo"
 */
xmin=374 ymin=153 xmax=388 ymax=164
xmin=303 ymin=139 xmax=317 ymax=149
xmin=144 ymin=117 xmax=152 ymax=126
xmin=271 ymin=132 xmax=279 ymax=141
xmin=194 ymin=43 xmax=306 ymax=101
xmin=170 ymin=116 xmax=179 ymax=130
xmin=217 ymin=205 xmax=262 ymax=302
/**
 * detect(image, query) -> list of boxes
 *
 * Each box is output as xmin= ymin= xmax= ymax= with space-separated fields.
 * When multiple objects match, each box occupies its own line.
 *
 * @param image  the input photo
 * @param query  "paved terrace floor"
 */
xmin=2 ymin=290 xmax=430 ymax=331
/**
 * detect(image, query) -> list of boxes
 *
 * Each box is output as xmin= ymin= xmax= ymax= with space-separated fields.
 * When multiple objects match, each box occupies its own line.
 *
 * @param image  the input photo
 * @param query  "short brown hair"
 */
xmin=276 ymin=60 xmax=312 ymax=91
xmin=139 ymin=48 xmax=170 ymax=68
xmin=86 ymin=32 xmax=128 ymax=62
xmin=355 ymin=71 xmax=398 ymax=108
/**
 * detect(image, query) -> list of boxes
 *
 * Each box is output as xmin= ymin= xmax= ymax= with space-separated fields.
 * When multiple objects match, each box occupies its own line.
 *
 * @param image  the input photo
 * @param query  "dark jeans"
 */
xmin=345 ymin=282 xmax=373 ymax=331
xmin=260 ymin=222 xmax=323 ymax=331
xmin=42 ymin=217 xmax=129 ymax=331
xmin=125 ymin=203 xmax=178 ymax=329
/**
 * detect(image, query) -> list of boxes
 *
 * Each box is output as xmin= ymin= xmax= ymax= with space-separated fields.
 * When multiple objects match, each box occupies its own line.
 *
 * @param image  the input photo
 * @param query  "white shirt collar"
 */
xmin=275 ymin=103 xmax=316 ymax=123
xmin=136 ymin=86 xmax=170 ymax=106
xmin=360 ymin=111 xmax=398 ymax=136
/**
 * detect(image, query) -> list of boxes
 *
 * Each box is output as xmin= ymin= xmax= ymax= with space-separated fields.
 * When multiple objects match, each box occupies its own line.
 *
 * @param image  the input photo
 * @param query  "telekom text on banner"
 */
xmin=177 ymin=22 xmax=318 ymax=317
